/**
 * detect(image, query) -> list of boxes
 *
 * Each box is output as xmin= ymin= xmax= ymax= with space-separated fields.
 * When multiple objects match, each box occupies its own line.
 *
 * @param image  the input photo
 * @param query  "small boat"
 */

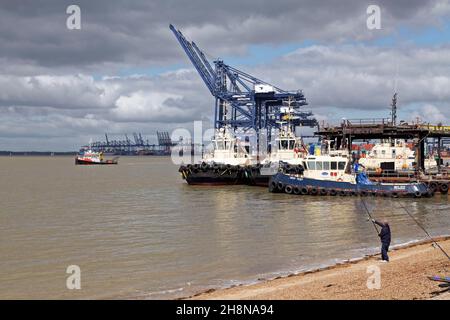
xmin=269 ymin=152 xmax=432 ymax=198
xmin=75 ymin=149 xmax=119 ymax=165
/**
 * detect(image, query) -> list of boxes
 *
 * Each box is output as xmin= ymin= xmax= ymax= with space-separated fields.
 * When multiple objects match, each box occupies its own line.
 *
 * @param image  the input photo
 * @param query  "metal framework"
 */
xmin=169 ymin=24 xmax=317 ymax=138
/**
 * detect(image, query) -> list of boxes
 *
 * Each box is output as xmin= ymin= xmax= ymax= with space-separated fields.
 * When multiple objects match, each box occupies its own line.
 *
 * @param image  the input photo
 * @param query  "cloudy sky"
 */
xmin=1 ymin=0 xmax=450 ymax=150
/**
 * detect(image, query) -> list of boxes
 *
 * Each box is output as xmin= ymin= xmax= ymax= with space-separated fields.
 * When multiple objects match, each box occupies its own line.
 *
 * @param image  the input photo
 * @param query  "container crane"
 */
xmin=169 ymin=24 xmax=317 ymax=144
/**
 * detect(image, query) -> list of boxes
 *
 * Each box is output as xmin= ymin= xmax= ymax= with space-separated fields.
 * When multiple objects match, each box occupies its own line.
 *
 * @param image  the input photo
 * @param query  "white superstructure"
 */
xmin=203 ymin=127 xmax=253 ymax=166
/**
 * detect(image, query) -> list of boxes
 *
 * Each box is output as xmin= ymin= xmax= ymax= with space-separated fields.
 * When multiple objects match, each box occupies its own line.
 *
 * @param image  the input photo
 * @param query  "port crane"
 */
xmin=169 ymin=25 xmax=317 ymax=144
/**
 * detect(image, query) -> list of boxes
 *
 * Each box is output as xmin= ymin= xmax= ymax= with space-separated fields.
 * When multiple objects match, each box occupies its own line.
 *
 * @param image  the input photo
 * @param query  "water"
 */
xmin=0 ymin=156 xmax=448 ymax=299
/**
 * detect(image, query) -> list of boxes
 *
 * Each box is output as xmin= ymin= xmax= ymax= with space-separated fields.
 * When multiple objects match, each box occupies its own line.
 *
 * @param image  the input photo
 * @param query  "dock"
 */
xmin=316 ymin=118 xmax=450 ymax=193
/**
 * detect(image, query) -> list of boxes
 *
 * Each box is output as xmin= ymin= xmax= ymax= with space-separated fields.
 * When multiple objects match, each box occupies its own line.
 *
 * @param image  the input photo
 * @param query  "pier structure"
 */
xmin=316 ymin=118 xmax=450 ymax=172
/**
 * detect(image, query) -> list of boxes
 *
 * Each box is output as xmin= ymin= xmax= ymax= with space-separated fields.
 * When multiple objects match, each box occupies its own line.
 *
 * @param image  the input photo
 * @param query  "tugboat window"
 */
xmin=316 ymin=162 xmax=323 ymax=170
xmin=307 ymin=161 xmax=316 ymax=170
xmin=289 ymin=140 xmax=295 ymax=149
xmin=338 ymin=162 xmax=346 ymax=170
xmin=323 ymin=162 xmax=330 ymax=170
xmin=331 ymin=162 xmax=337 ymax=170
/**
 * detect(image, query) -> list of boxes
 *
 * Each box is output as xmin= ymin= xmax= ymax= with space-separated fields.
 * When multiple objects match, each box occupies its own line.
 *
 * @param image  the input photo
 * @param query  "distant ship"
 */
xmin=75 ymin=149 xmax=119 ymax=165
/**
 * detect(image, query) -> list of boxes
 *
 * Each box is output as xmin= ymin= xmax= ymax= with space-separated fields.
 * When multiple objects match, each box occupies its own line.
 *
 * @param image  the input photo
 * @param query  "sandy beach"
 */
xmin=189 ymin=237 xmax=450 ymax=300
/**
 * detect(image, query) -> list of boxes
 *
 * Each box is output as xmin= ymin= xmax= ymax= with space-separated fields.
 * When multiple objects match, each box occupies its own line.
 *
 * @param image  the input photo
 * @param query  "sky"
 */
xmin=0 ymin=0 xmax=450 ymax=151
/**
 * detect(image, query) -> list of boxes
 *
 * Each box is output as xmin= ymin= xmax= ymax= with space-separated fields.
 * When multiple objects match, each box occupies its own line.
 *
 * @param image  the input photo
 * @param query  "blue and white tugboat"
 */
xmin=269 ymin=148 xmax=432 ymax=198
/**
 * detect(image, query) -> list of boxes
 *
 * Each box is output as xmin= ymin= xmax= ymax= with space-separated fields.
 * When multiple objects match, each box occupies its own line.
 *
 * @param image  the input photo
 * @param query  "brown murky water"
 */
xmin=0 ymin=156 xmax=448 ymax=299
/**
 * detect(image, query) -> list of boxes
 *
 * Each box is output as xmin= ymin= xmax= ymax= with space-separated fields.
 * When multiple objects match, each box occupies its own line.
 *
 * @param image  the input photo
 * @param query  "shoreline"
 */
xmin=182 ymin=236 xmax=450 ymax=300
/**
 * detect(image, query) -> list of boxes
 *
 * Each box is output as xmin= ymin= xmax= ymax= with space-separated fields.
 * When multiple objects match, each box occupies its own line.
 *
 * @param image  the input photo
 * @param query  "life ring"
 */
xmin=285 ymin=185 xmax=294 ymax=194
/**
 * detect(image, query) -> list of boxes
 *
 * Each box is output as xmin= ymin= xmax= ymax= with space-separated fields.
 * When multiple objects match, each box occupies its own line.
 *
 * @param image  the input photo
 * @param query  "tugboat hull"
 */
xmin=269 ymin=173 xmax=432 ymax=198
xmin=75 ymin=158 xmax=118 ymax=165
xmin=179 ymin=164 xmax=250 ymax=185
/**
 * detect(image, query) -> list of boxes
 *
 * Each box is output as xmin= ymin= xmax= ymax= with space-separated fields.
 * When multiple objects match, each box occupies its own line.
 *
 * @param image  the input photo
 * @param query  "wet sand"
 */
xmin=189 ymin=238 xmax=450 ymax=300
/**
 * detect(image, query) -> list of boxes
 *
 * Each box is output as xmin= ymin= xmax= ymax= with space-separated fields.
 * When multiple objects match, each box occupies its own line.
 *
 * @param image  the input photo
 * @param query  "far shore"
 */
xmin=186 ymin=237 xmax=450 ymax=300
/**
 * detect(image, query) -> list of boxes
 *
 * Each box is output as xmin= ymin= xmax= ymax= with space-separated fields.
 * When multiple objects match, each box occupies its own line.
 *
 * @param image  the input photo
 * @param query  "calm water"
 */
xmin=0 ymin=156 xmax=449 ymax=299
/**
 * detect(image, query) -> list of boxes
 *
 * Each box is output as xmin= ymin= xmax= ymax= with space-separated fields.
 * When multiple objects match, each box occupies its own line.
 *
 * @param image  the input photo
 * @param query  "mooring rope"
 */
xmin=399 ymin=204 xmax=450 ymax=261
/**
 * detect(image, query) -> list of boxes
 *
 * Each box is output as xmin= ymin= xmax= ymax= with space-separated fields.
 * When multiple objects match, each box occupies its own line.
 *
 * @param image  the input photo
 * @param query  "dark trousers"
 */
xmin=381 ymin=243 xmax=390 ymax=261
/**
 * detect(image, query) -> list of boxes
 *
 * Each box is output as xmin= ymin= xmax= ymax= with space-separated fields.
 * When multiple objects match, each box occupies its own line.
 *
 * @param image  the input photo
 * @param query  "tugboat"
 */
xmin=75 ymin=149 xmax=119 ymax=165
xmin=246 ymin=99 xmax=310 ymax=186
xmin=178 ymin=127 xmax=254 ymax=185
xmin=246 ymin=125 xmax=309 ymax=186
xmin=269 ymin=147 xmax=432 ymax=198
xmin=359 ymin=139 xmax=438 ymax=173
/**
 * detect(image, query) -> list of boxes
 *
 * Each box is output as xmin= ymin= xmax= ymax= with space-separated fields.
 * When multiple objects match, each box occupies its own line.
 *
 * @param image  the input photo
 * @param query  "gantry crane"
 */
xmin=169 ymin=24 xmax=317 ymax=144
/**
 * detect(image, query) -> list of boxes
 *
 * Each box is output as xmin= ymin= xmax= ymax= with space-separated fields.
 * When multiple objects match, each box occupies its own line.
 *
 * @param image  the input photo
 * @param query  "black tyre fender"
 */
xmin=277 ymin=182 xmax=284 ymax=190
xmin=285 ymin=185 xmax=294 ymax=194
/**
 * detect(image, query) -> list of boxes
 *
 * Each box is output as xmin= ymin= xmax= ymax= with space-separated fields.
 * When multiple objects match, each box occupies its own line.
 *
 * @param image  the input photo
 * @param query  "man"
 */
xmin=372 ymin=219 xmax=391 ymax=262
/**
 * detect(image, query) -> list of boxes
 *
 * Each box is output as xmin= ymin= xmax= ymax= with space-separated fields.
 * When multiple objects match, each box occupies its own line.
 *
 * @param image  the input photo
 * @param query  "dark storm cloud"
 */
xmin=0 ymin=0 xmax=449 ymax=150
xmin=0 ymin=0 xmax=447 ymax=74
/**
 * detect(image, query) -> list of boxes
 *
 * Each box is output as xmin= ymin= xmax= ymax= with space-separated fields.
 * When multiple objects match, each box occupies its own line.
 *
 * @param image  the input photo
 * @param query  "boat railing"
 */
xmin=342 ymin=118 xmax=392 ymax=127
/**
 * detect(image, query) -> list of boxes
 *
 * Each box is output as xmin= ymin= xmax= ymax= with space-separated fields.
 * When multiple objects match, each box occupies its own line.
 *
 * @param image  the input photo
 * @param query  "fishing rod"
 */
xmin=360 ymin=198 xmax=379 ymax=234
xmin=399 ymin=204 xmax=450 ymax=261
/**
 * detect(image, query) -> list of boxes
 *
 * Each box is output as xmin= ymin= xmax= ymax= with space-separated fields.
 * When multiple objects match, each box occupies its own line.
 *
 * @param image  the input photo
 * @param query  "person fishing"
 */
xmin=371 ymin=219 xmax=391 ymax=262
